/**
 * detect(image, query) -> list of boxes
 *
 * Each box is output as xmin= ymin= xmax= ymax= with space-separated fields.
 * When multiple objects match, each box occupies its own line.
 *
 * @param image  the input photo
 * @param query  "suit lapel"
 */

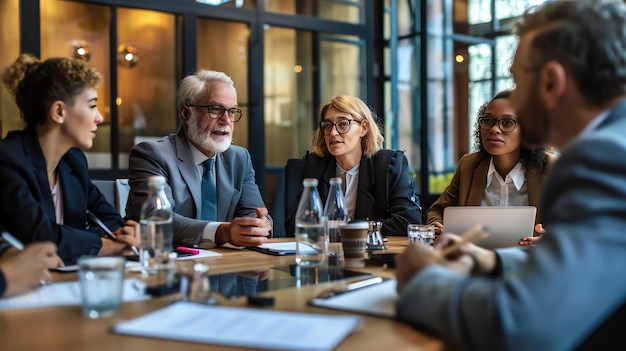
xmin=23 ymin=130 xmax=56 ymax=220
xmin=58 ymin=160 xmax=85 ymax=228
xmin=174 ymin=130 xmax=203 ymax=217
xmin=355 ymin=156 xmax=375 ymax=219
xmin=215 ymin=152 xmax=234 ymax=221
xmin=466 ymin=158 xmax=489 ymax=205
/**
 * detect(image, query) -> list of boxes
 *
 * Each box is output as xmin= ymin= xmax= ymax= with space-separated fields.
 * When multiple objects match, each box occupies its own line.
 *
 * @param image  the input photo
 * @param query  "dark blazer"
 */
xmin=397 ymin=99 xmax=626 ymax=350
xmin=285 ymin=150 xmax=422 ymax=236
xmin=126 ymin=128 xmax=271 ymax=247
xmin=426 ymin=151 xmax=557 ymax=226
xmin=0 ymin=128 xmax=125 ymax=264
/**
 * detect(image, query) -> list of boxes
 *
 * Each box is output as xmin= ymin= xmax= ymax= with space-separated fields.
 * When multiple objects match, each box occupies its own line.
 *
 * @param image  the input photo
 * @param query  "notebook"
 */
xmin=442 ymin=206 xmax=537 ymax=249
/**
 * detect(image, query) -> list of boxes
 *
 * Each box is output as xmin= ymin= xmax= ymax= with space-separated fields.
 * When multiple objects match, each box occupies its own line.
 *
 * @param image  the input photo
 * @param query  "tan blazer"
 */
xmin=426 ymin=151 xmax=557 ymax=227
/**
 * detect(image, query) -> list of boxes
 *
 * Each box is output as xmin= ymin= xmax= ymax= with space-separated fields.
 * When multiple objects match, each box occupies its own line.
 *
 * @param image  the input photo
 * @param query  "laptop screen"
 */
xmin=442 ymin=206 xmax=537 ymax=249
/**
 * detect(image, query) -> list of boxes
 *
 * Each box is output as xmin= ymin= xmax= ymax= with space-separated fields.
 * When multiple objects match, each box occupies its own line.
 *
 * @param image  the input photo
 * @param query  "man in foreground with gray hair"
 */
xmin=395 ymin=1 xmax=626 ymax=350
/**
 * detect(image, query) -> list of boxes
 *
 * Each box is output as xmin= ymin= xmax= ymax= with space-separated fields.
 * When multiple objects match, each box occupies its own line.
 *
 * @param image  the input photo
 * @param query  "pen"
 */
xmin=1 ymin=231 xmax=50 ymax=285
xmin=345 ymin=276 xmax=384 ymax=291
xmin=86 ymin=210 xmax=140 ymax=256
xmin=436 ymin=224 xmax=490 ymax=259
xmin=1 ymin=231 xmax=24 ymax=251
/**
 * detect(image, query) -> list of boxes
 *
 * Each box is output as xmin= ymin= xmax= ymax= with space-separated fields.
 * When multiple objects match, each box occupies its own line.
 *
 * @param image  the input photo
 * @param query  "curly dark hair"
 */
xmin=472 ymin=89 xmax=546 ymax=171
xmin=2 ymin=54 xmax=102 ymax=127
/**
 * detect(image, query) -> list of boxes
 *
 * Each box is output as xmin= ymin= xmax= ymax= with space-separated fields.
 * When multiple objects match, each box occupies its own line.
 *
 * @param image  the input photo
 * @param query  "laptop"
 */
xmin=442 ymin=206 xmax=537 ymax=249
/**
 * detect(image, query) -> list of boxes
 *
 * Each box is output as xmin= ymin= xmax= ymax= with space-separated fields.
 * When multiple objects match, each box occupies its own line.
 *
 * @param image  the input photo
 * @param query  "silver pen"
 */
xmin=1 ymin=231 xmax=24 ymax=251
xmin=86 ymin=210 xmax=140 ymax=256
xmin=1 ymin=231 xmax=50 ymax=285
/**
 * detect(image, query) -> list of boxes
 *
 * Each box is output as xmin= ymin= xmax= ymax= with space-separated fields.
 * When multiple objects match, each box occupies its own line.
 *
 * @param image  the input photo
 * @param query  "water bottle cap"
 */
xmin=302 ymin=178 xmax=318 ymax=187
xmin=329 ymin=177 xmax=342 ymax=185
xmin=148 ymin=175 xmax=166 ymax=186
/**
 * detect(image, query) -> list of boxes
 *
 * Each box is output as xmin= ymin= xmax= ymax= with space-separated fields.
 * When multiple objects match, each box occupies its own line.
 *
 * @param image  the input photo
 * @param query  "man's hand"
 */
xmin=0 ymin=242 xmax=63 ymax=297
xmin=395 ymin=232 xmax=499 ymax=294
xmin=216 ymin=208 xmax=272 ymax=247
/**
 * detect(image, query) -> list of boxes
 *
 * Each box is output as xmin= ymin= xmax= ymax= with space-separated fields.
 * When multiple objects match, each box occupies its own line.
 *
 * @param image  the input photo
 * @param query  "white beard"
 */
xmin=186 ymin=112 xmax=233 ymax=154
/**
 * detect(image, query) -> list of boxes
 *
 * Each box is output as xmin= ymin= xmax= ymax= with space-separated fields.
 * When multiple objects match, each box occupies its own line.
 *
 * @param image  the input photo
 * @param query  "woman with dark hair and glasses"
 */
xmin=285 ymin=95 xmax=422 ymax=237
xmin=426 ymin=89 xmax=557 ymax=245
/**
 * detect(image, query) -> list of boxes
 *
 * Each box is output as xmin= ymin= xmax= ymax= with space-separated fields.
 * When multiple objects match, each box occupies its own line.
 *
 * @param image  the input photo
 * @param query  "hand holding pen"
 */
xmin=86 ymin=210 xmax=140 ymax=256
xmin=0 ymin=232 xmax=63 ymax=297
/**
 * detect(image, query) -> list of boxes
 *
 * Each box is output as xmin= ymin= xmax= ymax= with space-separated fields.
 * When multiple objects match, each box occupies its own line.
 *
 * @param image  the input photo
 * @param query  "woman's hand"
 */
xmin=99 ymin=220 xmax=141 ymax=255
xmin=0 ymin=242 xmax=63 ymax=297
xmin=431 ymin=221 xmax=444 ymax=234
xmin=518 ymin=223 xmax=544 ymax=246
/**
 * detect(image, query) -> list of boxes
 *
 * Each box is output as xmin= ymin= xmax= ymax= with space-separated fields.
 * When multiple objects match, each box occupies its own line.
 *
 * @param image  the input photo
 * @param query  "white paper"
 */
xmin=176 ymin=248 xmax=222 ymax=260
xmin=113 ymin=302 xmax=361 ymax=351
xmin=310 ymin=279 xmax=398 ymax=318
xmin=257 ymin=242 xmax=317 ymax=253
xmin=0 ymin=278 xmax=150 ymax=310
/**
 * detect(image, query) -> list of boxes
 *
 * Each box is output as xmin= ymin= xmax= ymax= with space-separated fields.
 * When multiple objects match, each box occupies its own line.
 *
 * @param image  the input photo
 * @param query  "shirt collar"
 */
xmin=336 ymin=163 xmax=360 ymax=177
xmin=187 ymin=139 xmax=213 ymax=166
xmin=485 ymin=158 xmax=525 ymax=190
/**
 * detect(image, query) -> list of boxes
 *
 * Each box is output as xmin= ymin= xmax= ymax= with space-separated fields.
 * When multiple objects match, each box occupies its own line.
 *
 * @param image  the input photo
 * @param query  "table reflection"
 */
xmin=209 ymin=264 xmax=370 ymax=298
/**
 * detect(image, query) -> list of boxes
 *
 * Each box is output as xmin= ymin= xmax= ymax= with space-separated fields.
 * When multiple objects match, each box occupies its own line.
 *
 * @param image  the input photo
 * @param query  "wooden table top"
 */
xmin=0 ymin=237 xmax=452 ymax=351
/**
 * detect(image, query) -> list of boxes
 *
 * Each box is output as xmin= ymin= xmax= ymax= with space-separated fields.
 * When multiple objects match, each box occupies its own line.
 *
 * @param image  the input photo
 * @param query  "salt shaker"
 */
xmin=366 ymin=221 xmax=385 ymax=251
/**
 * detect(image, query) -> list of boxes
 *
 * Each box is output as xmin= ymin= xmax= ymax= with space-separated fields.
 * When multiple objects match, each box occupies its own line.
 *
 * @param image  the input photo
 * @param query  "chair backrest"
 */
xmin=284 ymin=158 xmax=306 ymax=222
xmin=92 ymin=180 xmax=116 ymax=208
xmin=115 ymin=178 xmax=131 ymax=218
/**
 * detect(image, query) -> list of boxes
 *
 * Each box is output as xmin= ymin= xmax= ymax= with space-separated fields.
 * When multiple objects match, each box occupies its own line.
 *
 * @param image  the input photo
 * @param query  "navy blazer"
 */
xmin=0 ymin=128 xmax=124 ymax=264
xmin=285 ymin=150 xmax=422 ymax=236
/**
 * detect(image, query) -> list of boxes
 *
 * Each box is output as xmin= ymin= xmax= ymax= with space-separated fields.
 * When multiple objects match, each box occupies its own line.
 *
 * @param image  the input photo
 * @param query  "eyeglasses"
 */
xmin=319 ymin=119 xmax=360 ymax=135
xmin=188 ymin=105 xmax=243 ymax=122
xmin=479 ymin=117 xmax=518 ymax=132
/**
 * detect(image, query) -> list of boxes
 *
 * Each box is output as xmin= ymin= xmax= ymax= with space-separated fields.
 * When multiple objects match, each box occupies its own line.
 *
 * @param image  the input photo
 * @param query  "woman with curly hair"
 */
xmin=0 ymin=54 xmax=140 ymax=264
xmin=426 ymin=89 xmax=557 ymax=245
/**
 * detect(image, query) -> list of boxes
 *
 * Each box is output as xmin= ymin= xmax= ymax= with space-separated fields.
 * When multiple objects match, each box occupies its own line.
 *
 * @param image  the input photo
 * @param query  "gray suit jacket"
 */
xmin=397 ymin=99 xmax=626 ymax=351
xmin=126 ymin=128 xmax=270 ymax=247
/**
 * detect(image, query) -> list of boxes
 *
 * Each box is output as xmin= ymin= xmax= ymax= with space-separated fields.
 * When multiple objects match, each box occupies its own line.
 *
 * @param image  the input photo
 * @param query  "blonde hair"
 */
xmin=312 ymin=95 xmax=384 ymax=157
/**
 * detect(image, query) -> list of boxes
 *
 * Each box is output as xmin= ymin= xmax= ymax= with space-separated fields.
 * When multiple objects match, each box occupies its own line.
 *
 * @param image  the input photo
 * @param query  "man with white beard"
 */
xmin=126 ymin=70 xmax=272 ymax=248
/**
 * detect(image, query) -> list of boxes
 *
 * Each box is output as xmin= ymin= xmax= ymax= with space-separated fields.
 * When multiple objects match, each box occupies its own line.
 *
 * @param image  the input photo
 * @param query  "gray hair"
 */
xmin=176 ymin=70 xmax=235 ymax=111
xmin=515 ymin=0 xmax=626 ymax=106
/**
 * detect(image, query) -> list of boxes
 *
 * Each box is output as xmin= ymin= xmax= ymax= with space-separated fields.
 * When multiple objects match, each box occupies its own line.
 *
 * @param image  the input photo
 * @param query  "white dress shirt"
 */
xmin=481 ymin=158 xmax=528 ymax=207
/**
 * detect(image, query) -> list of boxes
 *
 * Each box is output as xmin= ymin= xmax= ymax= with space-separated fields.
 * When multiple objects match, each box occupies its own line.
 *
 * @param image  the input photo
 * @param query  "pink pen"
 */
xmin=176 ymin=247 xmax=200 ymax=255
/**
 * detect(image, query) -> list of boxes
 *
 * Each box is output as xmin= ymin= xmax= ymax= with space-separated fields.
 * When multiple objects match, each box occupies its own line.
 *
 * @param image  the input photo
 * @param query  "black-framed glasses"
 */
xmin=188 ymin=105 xmax=243 ymax=122
xmin=479 ymin=117 xmax=518 ymax=132
xmin=319 ymin=119 xmax=360 ymax=135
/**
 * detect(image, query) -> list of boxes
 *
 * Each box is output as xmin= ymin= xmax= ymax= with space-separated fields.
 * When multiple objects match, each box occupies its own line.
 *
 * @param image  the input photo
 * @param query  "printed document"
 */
xmin=113 ymin=301 xmax=361 ymax=351
xmin=309 ymin=279 xmax=398 ymax=318
xmin=0 ymin=278 xmax=150 ymax=310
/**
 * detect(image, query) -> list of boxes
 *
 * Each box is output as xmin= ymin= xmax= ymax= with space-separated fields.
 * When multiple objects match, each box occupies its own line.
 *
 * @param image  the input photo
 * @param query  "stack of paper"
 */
xmin=0 ymin=278 xmax=150 ymax=310
xmin=113 ymin=302 xmax=361 ymax=351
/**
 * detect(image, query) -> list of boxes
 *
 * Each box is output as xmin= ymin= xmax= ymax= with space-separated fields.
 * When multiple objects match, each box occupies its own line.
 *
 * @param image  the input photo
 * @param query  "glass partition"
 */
xmin=266 ymin=0 xmax=363 ymax=24
xmin=116 ymin=7 xmax=177 ymax=168
xmin=40 ymin=0 xmax=111 ymax=168
xmin=196 ymin=19 xmax=250 ymax=149
xmin=264 ymin=27 xmax=313 ymax=165
xmin=0 ymin=0 xmax=20 ymax=137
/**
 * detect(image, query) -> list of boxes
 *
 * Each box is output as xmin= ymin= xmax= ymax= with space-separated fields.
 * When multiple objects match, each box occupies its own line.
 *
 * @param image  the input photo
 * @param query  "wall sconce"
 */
xmin=71 ymin=40 xmax=91 ymax=62
xmin=117 ymin=45 xmax=139 ymax=68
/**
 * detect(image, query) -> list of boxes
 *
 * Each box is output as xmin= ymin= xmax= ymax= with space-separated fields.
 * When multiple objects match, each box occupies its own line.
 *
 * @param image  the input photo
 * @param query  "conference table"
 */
xmin=0 ymin=237 xmax=452 ymax=351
